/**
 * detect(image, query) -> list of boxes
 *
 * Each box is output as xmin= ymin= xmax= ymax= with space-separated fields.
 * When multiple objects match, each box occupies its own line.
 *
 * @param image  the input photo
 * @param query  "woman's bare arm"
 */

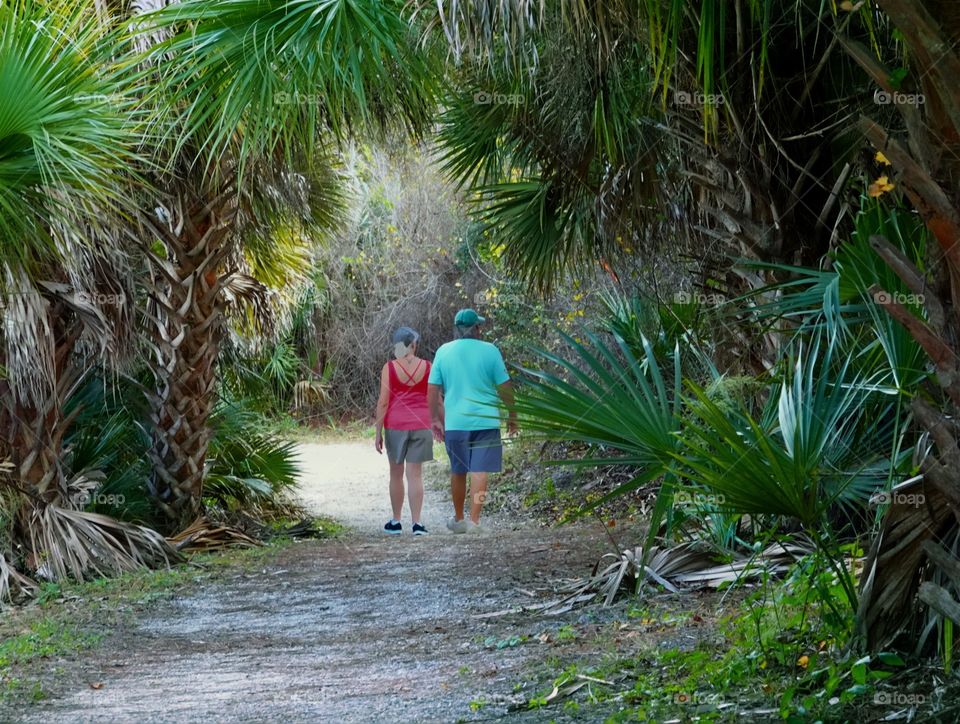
xmin=374 ymin=364 xmax=390 ymax=452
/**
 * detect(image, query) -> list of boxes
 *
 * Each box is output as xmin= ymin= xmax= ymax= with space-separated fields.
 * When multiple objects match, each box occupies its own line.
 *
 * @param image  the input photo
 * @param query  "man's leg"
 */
xmin=466 ymin=429 xmax=502 ymax=525
xmin=406 ymin=462 xmax=424 ymax=525
xmin=389 ymin=462 xmax=405 ymax=521
xmin=451 ymin=472 xmax=468 ymax=520
xmin=468 ymin=472 xmax=489 ymax=524
xmin=445 ymin=431 xmax=470 ymax=523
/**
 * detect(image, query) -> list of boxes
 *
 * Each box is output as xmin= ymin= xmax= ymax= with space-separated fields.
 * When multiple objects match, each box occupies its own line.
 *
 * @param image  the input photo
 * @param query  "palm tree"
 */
xmin=426 ymin=1 xmax=882 ymax=292
xmin=129 ymin=0 xmax=439 ymax=529
xmin=0 ymin=0 xmax=175 ymax=599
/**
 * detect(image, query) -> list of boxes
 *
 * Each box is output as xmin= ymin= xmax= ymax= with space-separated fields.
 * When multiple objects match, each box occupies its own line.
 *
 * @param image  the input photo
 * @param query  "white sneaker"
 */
xmin=446 ymin=517 xmax=468 ymax=534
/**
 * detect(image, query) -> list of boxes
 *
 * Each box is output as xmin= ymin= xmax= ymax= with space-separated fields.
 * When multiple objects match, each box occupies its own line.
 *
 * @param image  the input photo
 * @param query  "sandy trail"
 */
xmin=13 ymin=439 xmax=626 ymax=724
xmin=295 ymin=440 xmax=462 ymax=534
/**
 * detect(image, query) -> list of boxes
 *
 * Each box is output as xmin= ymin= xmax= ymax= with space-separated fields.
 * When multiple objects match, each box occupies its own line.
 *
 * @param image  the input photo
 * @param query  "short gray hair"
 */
xmin=455 ymin=324 xmax=479 ymax=339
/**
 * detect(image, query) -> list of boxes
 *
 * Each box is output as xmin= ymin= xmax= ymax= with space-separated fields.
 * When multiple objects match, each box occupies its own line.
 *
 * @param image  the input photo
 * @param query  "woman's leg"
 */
xmin=405 ymin=462 xmax=424 ymax=525
xmin=389 ymin=462 xmax=405 ymax=520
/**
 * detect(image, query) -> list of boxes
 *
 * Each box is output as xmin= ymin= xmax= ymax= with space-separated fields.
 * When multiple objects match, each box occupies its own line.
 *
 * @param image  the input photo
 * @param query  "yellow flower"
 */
xmin=797 ymin=655 xmax=810 ymax=669
xmin=868 ymin=175 xmax=895 ymax=197
xmin=875 ymin=151 xmax=891 ymax=166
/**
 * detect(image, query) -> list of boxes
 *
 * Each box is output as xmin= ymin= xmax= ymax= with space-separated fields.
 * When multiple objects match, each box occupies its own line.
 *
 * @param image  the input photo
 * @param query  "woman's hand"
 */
xmin=374 ymin=430 xmax=384 ymax=454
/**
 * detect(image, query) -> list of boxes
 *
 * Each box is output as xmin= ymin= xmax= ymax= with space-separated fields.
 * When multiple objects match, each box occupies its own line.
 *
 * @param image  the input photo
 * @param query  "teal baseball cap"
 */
xmin=454 ymin=308 xmax=486 ymax=327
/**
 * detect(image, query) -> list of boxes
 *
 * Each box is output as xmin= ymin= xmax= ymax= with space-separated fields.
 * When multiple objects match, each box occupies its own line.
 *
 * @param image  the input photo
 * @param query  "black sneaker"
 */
xmin=384 ymin=520 xmax=402 ymax=535
xmin=412 ymin=523 xmax=428 ymax=536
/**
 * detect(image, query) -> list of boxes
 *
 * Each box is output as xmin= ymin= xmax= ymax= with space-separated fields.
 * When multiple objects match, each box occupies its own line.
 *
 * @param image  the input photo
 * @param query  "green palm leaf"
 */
xmin=677 ymin=335 xmax=877 ymax=525
xmin=0 ymin=0 xmax=141 ymax=270
xmin=513 ymin=332 xmax=685 ymax=563
xmin=139 ymin=0 xmax=439 ymax=174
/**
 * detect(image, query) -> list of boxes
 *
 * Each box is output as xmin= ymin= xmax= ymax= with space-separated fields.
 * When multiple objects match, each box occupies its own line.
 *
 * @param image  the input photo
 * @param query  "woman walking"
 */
xmin=374 ymin=326 xmax=437 ymax=535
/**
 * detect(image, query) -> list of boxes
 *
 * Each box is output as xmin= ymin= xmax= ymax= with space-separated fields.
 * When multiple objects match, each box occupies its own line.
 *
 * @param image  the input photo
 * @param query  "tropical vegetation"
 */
xmin=2 ymin=0 xmax=960 ymax=715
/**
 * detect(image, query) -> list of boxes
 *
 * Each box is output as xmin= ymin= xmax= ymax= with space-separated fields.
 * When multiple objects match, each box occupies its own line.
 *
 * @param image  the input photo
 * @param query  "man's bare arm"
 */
xmin=497 ymin=380 xmax=518 ymax=435
xmin=428 ymin=383 xmax=445 ymax=441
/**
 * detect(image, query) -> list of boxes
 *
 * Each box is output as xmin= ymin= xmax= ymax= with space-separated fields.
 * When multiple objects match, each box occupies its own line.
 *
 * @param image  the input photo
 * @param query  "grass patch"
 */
xmin=509 ymin=561 xmax=952 ymax=722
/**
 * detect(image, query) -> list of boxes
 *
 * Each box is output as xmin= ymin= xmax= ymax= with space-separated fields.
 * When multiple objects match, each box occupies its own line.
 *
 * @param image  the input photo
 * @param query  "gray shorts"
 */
xmin=384 ymin=428 xmax=434 ymax=464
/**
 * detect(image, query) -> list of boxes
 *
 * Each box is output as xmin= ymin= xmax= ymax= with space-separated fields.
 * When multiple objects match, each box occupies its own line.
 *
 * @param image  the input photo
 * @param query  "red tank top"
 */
xmin=384 ymin=359 xmax=432 ymax=430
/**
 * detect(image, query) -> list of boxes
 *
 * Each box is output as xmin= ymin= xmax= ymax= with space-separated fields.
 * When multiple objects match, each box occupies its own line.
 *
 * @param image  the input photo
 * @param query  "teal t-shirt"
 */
xmin=428 ymin=338 xmax=510 ymax=431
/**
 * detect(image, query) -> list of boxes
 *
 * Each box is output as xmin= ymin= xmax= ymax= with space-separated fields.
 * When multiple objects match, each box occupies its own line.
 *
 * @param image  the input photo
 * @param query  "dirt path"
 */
xmin=13 ymin=440 xmax=636 ymax=723
xmin=294 ymin=440 xmax=465 ymax=534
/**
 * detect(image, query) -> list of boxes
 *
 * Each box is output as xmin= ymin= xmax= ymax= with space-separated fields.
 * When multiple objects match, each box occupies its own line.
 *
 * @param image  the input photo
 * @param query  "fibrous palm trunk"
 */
xmin=1 ymin=281 xmax=178 ymax=598
xmin=142 ymin=188 xmax=236 ymax=531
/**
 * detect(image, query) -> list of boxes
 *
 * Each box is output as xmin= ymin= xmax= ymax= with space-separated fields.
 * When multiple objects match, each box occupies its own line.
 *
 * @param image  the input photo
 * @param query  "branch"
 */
xmin=841 ymin=39 xmax=926 ymax=161
xmin=869 ymin=235 xmax=946 ymax=332
xmin=869 ymin=285 xmax=957 ymax=370
xmin=875 ymin=0 xmax=960 ymax=137
xmin=919 ymin=582 xmax=960 ymax=626
xmin=922 ymin=540 xmax=960 ymax=588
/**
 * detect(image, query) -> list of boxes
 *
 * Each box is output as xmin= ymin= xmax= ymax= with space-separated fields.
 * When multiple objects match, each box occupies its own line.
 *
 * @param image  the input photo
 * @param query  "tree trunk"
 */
xmin=1 ymin=296 xmax=82 ymax=503
xmin=142 ymin=189 xmax=236 ymax=531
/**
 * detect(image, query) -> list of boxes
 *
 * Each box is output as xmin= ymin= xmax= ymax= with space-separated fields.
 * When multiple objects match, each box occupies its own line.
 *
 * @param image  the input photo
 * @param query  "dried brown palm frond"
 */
xmin=479 ymin=539 xmax=814 ymax=619
xmin=22 ymin=503 xmax=179 ymax=583
xmin=49 ymin=215 xmax=139 ymax=370
xmin=0 ymin=552 xmax=38 ymax=605
xmin=167 ymin=516 xmax=260 ymax=553
xmin=855 ymin=476 xmax=955 ymax=651
xmin=291 ymin=380 xmax=330 ymax=413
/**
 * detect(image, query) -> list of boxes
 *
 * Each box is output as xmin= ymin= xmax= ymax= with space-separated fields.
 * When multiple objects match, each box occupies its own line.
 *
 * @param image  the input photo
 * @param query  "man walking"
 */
xmin=428 ymin=309 xmax=517 ymax=533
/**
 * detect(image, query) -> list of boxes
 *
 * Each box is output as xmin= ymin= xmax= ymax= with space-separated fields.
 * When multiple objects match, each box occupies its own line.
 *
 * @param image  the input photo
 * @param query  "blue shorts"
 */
xmin=444 ymin=429 xmax=502 ymax=473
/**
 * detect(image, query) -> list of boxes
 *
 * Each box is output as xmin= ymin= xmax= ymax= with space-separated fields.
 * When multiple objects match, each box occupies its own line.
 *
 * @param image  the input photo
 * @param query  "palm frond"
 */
xmin=513 ymin=332 xmax=686 ymax=564
xmin=677 ymin=335 xmax=878 ymax=525
xmin=138 ymin=0 xmax=439 ymax=176
xmin=26 ymin=504 xmax=178 ymax=583
xmin=0 ymin=0 xmax=141 ymax=271
xmin=204 ymin=400 xmax=300 ymax=511
xmin=475 ymin=180 xmax=596 ymax=291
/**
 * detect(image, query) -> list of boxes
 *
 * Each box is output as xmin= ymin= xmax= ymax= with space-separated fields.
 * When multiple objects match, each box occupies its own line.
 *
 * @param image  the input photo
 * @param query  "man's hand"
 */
xmin=431 ymin=419 xmax=445 ymax=442
xmin=507 ymin=418 xmax=519 ymax=437
xmin=374 ymin=430 xmax=384 ymax=454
